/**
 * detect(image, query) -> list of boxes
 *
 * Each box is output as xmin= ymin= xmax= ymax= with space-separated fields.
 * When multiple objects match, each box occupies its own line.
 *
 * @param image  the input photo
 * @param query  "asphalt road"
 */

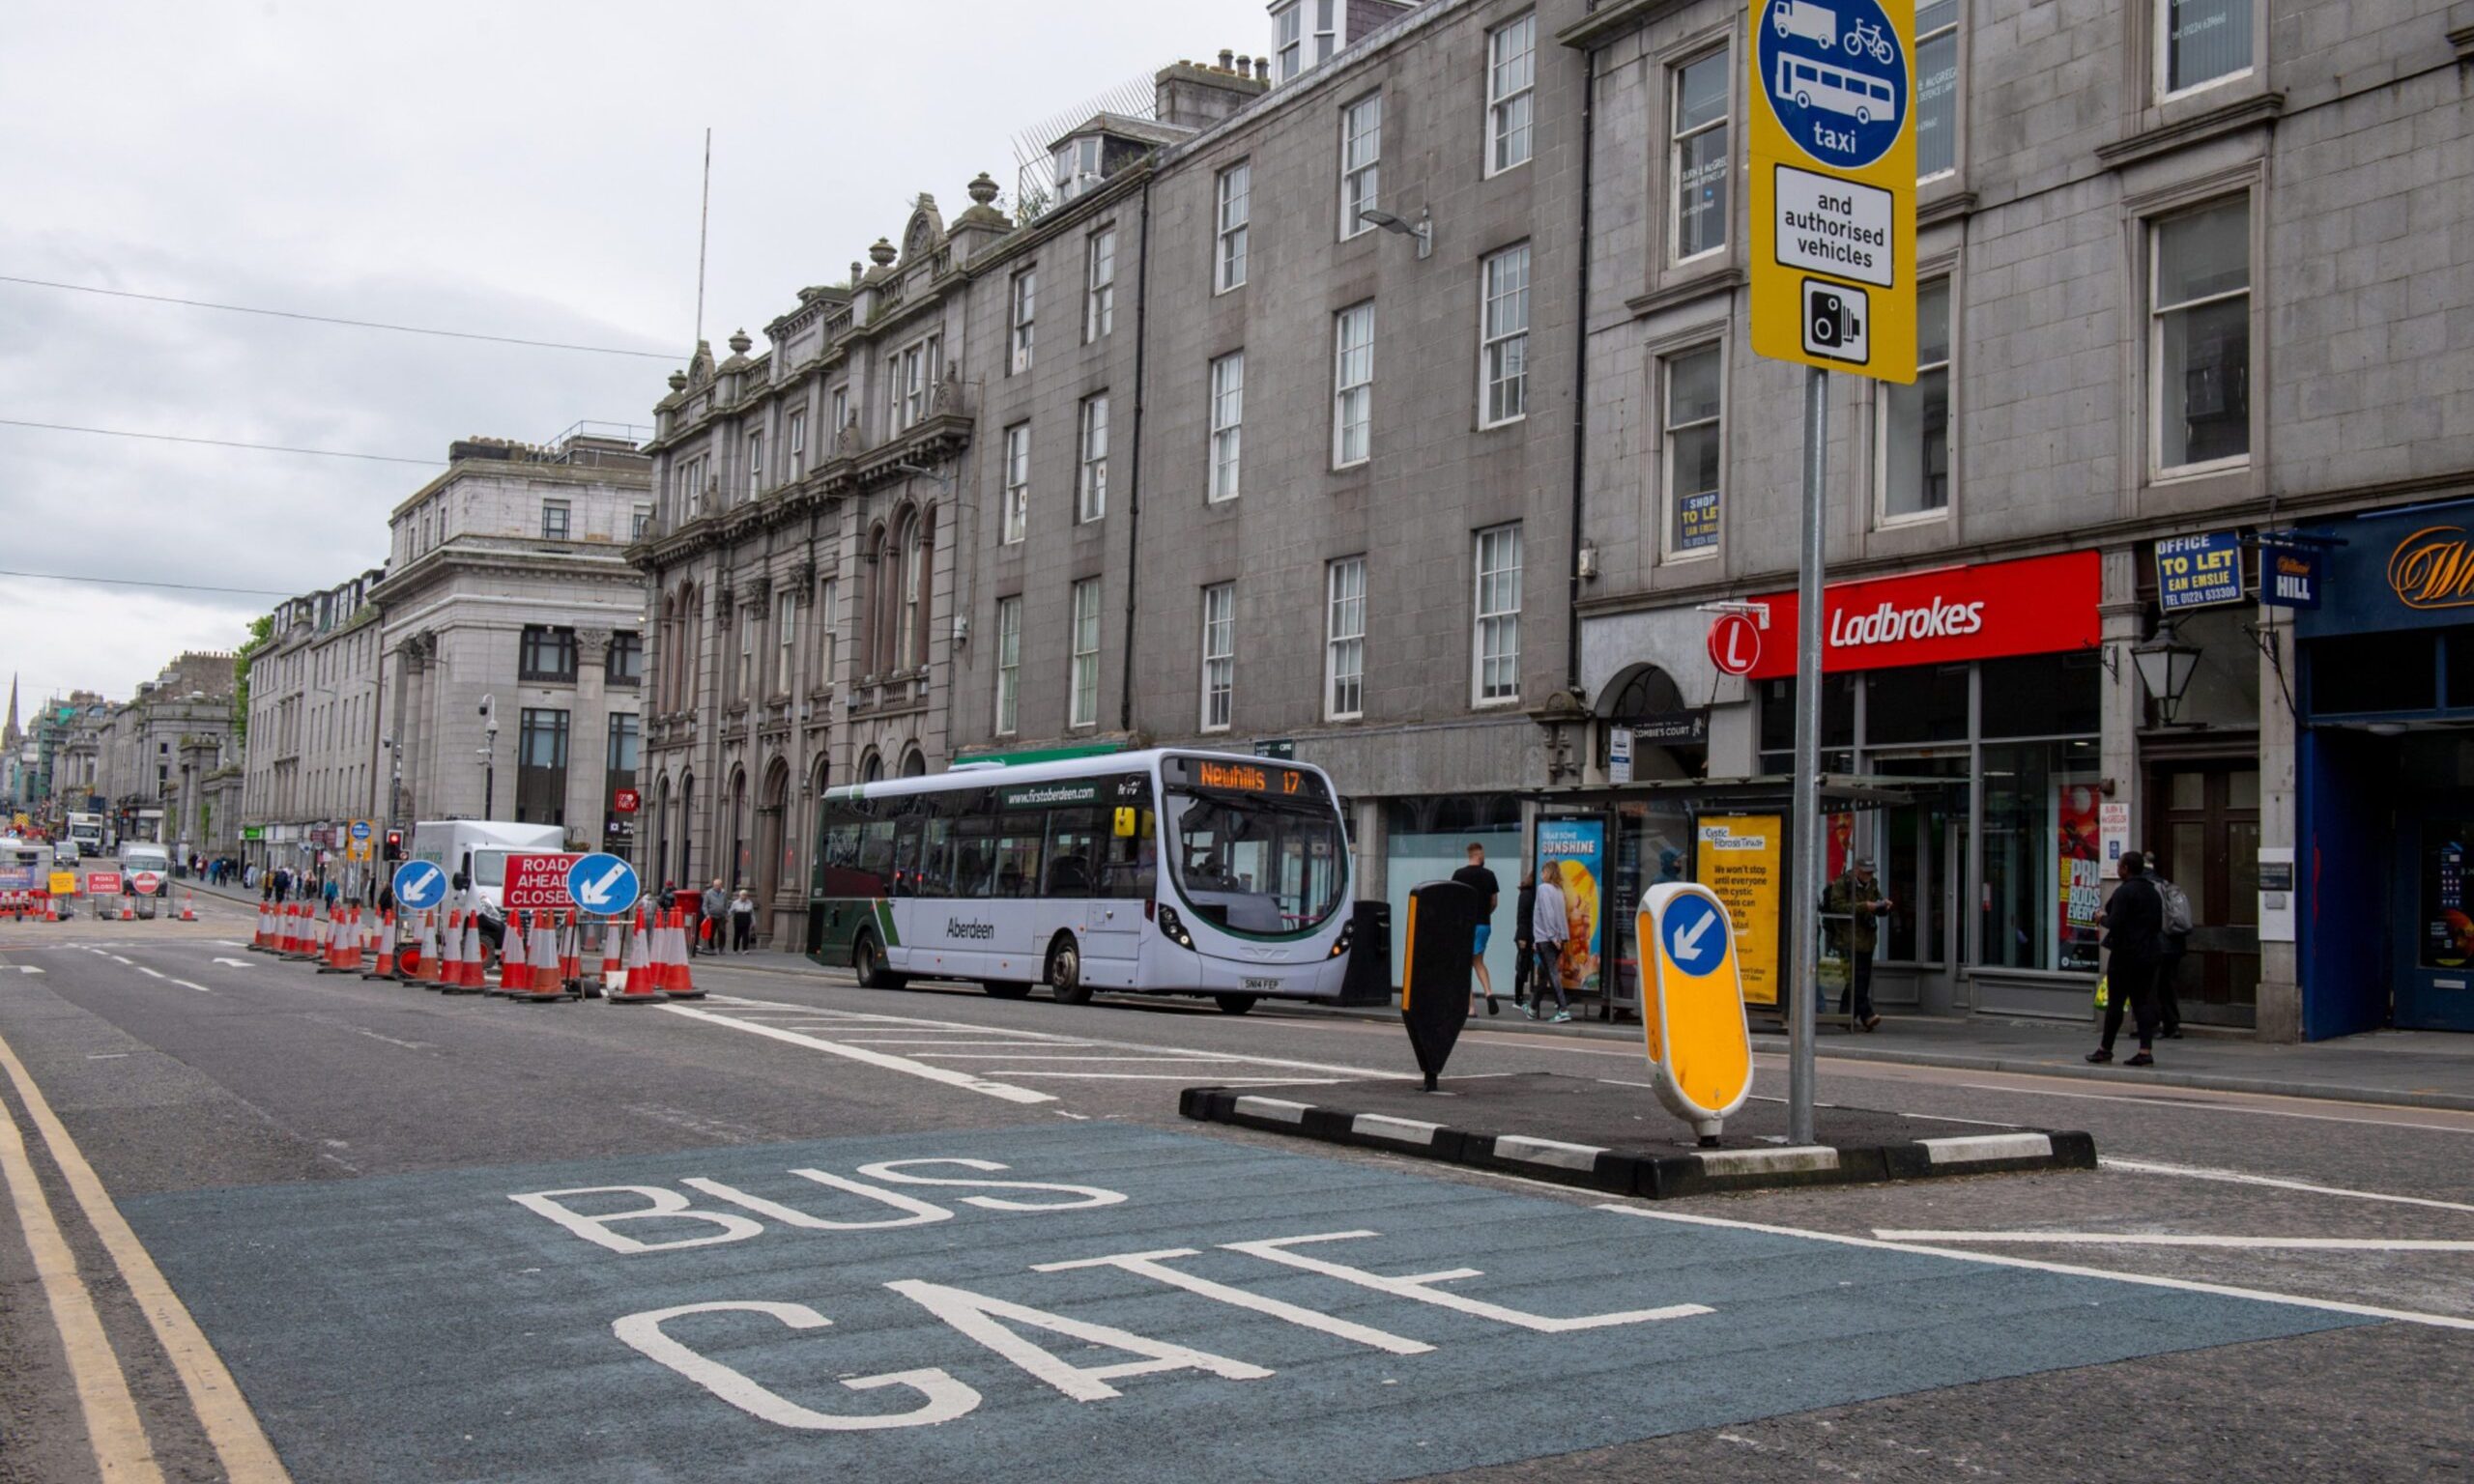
xmin=1 ymin=893 xmax=2467 ymax=1482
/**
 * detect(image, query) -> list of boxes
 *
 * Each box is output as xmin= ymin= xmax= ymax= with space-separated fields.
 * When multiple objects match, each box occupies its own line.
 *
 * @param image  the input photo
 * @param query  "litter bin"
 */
xmin=1338 ymin=899 xmax=1393 ymax=1006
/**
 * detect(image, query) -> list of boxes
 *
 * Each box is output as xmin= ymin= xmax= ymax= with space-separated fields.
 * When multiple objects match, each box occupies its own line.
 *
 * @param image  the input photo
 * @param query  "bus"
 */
xmin=1774 ymin=53 xmax=1893 ymax=124
xmin=808 ymin=749 xmax=1355 ymax=1013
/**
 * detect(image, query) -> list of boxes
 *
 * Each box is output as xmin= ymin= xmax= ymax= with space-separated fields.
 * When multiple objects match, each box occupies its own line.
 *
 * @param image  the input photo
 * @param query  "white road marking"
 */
xmin=707 ymin=994 xmax=1408 ymax=1082
xmin=170 ymin=981 xmax=214 ymax=994
xmin=353 ymin=1029 xmax=430 ymax=1050
xmin=2102 ymin=1157 xmax=2474 ymax=1215
xmin=1873 ymin=1230 xmax=2474 ymax=1252
xmin=134 ymin=965 xmax=165 ymax=980
xmin=928 ymin=1054 xmax=1244 ymax=1063
xmin=1601 ymin=1205 xmax=2474 ymax=1332
xmin=1008 ymin=1073 xmax=1336 ymax=1083
xmin=109 ymin=956 xmax=132 ymax=965
xmin=1956 ymin=1081 xmax=2474 ymax=1135
xmin=659 ymin=1005 xmax=1055 ymax=1105
xmin=9 ymin=965 xmax=40 ymax=975
xmin=212 ymin=958 xmax=254 ymax=969
xmin=87 ymin=1052 xmax=129 ymax=1060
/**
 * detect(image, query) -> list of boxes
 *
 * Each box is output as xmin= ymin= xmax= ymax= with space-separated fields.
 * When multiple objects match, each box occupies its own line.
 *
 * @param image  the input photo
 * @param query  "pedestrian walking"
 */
xmin=1527 ymin=868 xmax=1572 ymax=1023
xmin=730 ymin=887 xmax=757 ymax=953
xmin=2089 ymin=851 xmax=2165 ymax=1067
xmin=1824 ymin=856 xmax=1891 ymax=1031
xmin=1452 ymin=842 xmax=1503 ymax=1016
xmin=700 ymin=879 xmax=726 ymax=956
xmin=1511 ymin=869 xmax=1538 ymax=1012
xmin=2143 ymin=851 xmax=2193 ymax=1039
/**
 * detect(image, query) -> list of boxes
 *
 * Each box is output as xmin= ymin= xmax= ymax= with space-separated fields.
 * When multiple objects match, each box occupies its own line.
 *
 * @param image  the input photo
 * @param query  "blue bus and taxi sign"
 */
xmin=1750 ymin=0 xmax=1917 ymax=382
xmin=1638 ymin=882 xmax=1756 ymax=1143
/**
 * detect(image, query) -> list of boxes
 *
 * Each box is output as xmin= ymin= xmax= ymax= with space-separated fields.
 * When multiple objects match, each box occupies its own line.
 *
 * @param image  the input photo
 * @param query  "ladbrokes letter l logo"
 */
xmin=2389 ymin=526 xmax=2474 ymax=610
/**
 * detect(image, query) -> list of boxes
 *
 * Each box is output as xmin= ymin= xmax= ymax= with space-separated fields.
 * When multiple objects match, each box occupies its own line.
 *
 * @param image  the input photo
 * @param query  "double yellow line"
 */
xmin=0 ymin=1024 xmax=290 ymax=1482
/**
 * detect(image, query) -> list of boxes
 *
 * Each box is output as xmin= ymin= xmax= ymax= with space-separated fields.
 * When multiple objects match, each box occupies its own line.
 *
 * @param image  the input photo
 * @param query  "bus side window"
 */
xmin=891 ymin=818 xmax=925 ymax=898
xmin=1044 ymin=808 xmax=1100 ymax=898
xmin=857 ymin=820 xmax=899 ymax=896
xmin=951 ymin=817 xmax=997 ymax=899
xmin=1103 ymin=828 xmax=1156 ymax=899
xmin=994 ymin=818 xmax=1044 ymax=899
xmin=918 ymin=816 xmax=954 ymax=898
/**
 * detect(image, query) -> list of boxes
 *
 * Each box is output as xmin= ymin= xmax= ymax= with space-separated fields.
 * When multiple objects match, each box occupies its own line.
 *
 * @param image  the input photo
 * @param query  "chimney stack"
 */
xmin=1254 ymin=57 xmax=1270 ymax=81
xmin=1219 ymin=48 xmax=1235 ymax=71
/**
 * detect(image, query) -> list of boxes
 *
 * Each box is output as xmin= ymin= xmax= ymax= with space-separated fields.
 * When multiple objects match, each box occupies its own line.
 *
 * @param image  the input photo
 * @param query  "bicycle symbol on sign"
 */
xmin=1844 ymin=16 xmax=1895 ymax=63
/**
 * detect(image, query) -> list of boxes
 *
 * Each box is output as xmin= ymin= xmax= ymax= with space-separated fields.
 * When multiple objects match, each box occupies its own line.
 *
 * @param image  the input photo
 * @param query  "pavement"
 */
xmin=3 ymin=890 xmax=2467 ymax=1482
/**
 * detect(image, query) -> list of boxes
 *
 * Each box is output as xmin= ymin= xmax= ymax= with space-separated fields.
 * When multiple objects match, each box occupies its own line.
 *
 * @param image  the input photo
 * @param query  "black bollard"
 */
xmin=1399 ymin=879 xmax=1482 ymax=1091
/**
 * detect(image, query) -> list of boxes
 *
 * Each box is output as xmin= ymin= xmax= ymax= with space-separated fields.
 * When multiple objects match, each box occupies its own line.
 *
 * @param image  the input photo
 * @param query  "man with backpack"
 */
xmin=2088 ymin=851 xmax=2165 ymax=1067
xmin=2144 ymin=853 xmax=2193 ymax=1039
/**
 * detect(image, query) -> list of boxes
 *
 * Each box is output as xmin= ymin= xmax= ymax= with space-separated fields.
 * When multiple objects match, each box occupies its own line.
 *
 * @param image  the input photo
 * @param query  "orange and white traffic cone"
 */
xmin=610 ymin=911 xmax=663 ymax=1002
xmin=666 ymin=906 xmax=704 ymax=999
xmin=597 ymin=917 xmax=625 ymax=998
xmin=119 ymin=897 xmax=136 ymax=923
xmin=178 ymin=893 xmax=197 ymax=922
xmin=462 ymin=914 xmax=488 ymax=991
xmin=561 ymin=911 xmax=583 ymax=995
xmin=491 ymin=911 xmax=530 ymax=996
xmin=365 ymin=910 xmax=397 ymax=980
xmin=536 ymin=913 xmax=564 ymax=998
xmin=432 ymin=910 xmax=460 ymax=989
xmin=401 ymin=910 xmax=431 ymax=983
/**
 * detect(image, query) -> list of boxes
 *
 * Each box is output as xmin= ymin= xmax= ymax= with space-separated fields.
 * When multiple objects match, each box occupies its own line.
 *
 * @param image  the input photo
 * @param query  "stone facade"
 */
xmin=372 ymin=434 xmax=651 ymax=856
xmin=1565 ymin=0 xmax=2474 ymax=1038
xmin=95 ymin=654 xmax=238 ymax=855
xmin=240 ymin=574 xmax=385 ymax=877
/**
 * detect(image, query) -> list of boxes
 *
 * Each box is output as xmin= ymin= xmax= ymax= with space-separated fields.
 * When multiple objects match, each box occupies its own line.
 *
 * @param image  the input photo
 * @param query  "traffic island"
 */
xmin=1179 ymin=1070 xmax=2095 ymax=1199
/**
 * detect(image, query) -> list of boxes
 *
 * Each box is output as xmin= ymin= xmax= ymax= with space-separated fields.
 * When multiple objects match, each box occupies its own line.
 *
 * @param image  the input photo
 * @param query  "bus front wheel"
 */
xmin=1214 ymin=993 xmax=1258 ymax=1016
xmin=853 ymin=931 xmax=907 ymax=990
xmin=1048 ymin=936 xmax=1092 ymax=1006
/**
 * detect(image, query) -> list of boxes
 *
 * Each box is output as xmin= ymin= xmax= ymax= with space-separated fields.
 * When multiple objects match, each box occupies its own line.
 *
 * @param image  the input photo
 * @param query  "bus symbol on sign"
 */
xmin=1757 ymin=0 xmax=1907 ymax=171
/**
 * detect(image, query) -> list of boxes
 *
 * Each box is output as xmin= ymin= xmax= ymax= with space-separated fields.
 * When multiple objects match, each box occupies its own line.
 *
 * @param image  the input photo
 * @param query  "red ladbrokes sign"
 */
xmin=1745 ymin=551 xmax=2100 ymax=679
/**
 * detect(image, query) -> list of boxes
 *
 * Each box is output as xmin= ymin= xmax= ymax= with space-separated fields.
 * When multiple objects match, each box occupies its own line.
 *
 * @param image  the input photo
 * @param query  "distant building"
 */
xmin=371 ymin=429 xmax=652 ymax=857
xmin=94 ymin=654 xmax=238 ymax=854
xmin=239 ymin=574 xmax=384 ymax=876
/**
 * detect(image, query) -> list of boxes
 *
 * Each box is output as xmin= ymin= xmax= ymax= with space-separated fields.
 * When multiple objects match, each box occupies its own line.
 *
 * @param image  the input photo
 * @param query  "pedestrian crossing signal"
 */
xmin=384 ymin=830 xmax=404 ymax=862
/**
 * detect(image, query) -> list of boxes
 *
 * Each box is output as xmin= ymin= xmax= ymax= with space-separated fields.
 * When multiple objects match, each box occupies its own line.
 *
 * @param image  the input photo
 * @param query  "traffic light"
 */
xmin=383 ymin=829 xmax=404 ymax=862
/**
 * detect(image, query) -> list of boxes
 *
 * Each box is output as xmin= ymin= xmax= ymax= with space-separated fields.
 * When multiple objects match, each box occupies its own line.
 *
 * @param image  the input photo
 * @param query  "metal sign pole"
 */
xmin=1789 ymin=363 xmax=1828 ymax=1147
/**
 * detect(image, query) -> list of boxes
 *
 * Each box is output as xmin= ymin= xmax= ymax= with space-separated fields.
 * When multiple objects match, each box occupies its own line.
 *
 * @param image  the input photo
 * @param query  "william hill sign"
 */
xmin=2298 ymin=498 xmax=2474 ymax=638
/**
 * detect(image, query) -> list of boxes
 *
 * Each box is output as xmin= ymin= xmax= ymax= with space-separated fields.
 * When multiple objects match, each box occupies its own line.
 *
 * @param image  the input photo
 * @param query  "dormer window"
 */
xmin=1272 ymin=0 xmax=1344 ymax=82
xmin=1052 ymin=135 xmax=1105 ymax=203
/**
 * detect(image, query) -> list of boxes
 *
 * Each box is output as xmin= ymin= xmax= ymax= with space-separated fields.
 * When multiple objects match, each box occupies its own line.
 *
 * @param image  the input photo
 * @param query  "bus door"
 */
xmin=1045 ymin=807 xmax=1132 ymax=979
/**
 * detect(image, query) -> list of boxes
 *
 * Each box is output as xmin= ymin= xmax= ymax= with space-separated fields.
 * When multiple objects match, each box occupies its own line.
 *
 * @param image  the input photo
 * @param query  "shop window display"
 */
xmin=1979 ymin=738 xmax=2103 ymax=973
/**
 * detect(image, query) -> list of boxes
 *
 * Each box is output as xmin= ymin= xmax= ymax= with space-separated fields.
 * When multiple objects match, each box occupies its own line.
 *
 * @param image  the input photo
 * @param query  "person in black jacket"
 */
xmin=1511 ymin=870 xmax=1539 ymax=1013
xmin=2089 ymin=850 xmax=2164 ymax=1067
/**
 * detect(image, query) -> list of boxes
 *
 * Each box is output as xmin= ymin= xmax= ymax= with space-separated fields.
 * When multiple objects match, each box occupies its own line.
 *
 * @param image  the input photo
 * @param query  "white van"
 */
xmin=117 ymin=843 xmax=174 ymax=896
xmin=407 ymin=820 xmax=565 ymax=944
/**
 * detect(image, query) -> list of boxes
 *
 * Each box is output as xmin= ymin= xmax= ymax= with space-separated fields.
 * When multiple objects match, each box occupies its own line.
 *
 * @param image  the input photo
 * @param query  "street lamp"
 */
xmin=1356 ymin=206 xmax=1433 ymax=260
xmin=477 ymin=695 xmax=500 ymax=818
xmin=2132 ymin=620 xmax=2203 ymax=726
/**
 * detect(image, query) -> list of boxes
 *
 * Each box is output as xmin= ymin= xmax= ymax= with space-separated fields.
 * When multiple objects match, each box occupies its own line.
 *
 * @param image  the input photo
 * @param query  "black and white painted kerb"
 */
xmin=1183 ymin=1087 xmax=2097 ymax=1198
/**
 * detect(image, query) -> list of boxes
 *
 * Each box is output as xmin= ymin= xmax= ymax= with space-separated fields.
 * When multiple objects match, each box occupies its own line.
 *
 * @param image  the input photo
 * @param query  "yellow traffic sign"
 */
xmin=48 ymin=871 xmax=76 ymax=897
xmin=1749 ymin=0 xmax=1916 ymax=382
xmin=1638 ymin=883 xmax=1755 ymax=1142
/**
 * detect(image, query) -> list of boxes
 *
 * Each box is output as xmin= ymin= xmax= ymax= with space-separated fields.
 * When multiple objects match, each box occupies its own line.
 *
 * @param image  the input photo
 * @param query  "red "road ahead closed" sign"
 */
xmin=503 ymin=853 xmax=584 ymax=911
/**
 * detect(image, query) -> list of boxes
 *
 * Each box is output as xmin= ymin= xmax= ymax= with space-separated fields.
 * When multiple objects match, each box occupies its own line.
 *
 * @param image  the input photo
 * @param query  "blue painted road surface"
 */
xmin=122 ymin=1124 xmax=2363 ymax=1483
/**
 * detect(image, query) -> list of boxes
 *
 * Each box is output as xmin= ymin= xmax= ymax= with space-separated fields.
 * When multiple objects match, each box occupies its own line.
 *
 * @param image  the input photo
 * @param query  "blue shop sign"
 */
xmin=2155 ymin=531 xmax=2244 ymax=612
xmin=2260 ymin=545 xmax=2322 ymax=611
xmin=2297 ymin=496 xmax=2474 ymax=638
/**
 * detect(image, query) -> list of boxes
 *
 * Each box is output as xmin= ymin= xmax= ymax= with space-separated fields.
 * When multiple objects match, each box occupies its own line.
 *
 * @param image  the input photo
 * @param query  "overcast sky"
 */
xmin=0 ymin=0 xmax=1272 ymax=713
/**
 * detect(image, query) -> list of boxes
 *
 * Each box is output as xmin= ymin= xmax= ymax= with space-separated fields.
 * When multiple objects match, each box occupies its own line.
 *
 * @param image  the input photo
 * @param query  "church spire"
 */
xmin=2 ymin=673 xmax=17 ymax=746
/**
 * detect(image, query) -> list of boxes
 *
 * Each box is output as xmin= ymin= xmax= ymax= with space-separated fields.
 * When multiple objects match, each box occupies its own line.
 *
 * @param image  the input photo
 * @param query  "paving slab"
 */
xmin=1181 ymin=1071 xmax=2096 ymax=1197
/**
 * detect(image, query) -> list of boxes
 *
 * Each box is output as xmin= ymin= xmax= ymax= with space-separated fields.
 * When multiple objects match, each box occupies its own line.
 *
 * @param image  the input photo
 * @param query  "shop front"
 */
xmin=1741 ymin=551 xmax=2108 ymax=1020
xmin=2297 ymin=499 xmax=2474 ymax=1036
xmin=1585 ymin=550 xmax=2113 ymax=1023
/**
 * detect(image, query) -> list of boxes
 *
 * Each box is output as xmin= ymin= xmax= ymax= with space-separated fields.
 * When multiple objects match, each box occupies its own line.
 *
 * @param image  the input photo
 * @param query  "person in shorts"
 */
xmin=1452 ymin=842 xmax=1503 ymax=1017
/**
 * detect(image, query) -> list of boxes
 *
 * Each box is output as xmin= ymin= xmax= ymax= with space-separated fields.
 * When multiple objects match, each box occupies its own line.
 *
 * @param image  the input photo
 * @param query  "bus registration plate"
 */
xmin=1243 ymin=977 xmax=1280 ymax=992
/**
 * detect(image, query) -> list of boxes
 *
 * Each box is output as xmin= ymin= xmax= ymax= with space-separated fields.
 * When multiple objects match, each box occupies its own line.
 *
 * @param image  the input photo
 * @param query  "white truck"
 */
xmin=407 ymin=820 xmax=565 ymax=946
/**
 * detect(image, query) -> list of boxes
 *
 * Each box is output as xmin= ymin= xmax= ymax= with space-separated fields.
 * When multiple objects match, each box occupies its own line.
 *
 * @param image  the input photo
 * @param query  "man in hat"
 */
xmin=1824 ymin=856 xmax=1892 ymax=1031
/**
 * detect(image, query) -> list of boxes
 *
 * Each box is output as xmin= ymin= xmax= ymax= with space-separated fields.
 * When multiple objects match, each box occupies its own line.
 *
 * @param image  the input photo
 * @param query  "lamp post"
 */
xmin=2132 ymin=620 xmax=2203 ymax=726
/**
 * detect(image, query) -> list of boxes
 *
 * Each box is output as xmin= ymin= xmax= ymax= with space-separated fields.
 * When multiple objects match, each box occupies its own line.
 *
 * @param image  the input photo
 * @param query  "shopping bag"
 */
xmin=2093 ymin=974 xmax=2110 ymax=1010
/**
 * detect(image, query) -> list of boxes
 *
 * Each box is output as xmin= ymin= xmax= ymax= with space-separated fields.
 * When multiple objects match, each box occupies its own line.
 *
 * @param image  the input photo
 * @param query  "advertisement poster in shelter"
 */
xmin=1535 ymin=819 xmax=1605 ymax=996
xmin=1695 ymin=815 xmax=1782 ymax=1007
xmin=2058 ymin=782 xmax=2103 ymax=963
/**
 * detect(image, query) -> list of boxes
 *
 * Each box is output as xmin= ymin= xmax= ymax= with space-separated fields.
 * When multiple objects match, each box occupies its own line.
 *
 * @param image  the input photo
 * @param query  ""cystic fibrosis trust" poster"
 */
xmin=1695 ymin=815 xmax=1782 ymax=1007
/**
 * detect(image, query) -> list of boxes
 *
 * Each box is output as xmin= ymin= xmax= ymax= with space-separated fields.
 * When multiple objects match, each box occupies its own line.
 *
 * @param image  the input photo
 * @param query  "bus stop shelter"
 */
xmin=1521 ymin=775 xmax=1915 ymax=1027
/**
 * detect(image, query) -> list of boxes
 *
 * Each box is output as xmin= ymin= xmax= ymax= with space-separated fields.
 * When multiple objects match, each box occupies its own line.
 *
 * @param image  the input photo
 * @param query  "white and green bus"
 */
xmin=807 ymin=749 xmax=1355 ymax=1013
